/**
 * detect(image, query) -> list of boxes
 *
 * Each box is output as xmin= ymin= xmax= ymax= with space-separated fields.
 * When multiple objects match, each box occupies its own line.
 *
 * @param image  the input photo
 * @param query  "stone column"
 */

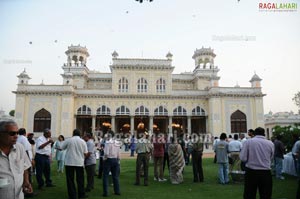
xmin=111 ymin=116 xmax=116 ymax=133
xmin=149 ymin=116 xmax=153 ymax=134
xmin=187 ymin=116 xmax=191 ymax=135
xmin=92 ymin=115 xmax=96 ymax=134
xmin=168 ymin=116 xmax=173 ymax=136
xmin=182 ymin=118 xmax=187 ymax=134
xmin=130 ymin=116 xmax=134 ymax=135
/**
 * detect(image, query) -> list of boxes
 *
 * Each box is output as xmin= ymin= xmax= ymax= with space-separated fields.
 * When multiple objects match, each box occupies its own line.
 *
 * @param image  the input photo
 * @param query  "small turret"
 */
xmin=17 ymin=69 xmax=31 ymax=85
xmin=192 ymin=47 xmax=216 ymax=69
xmin=112 ymin=51 xmax=119 ymax=59
xmin=166 ymin=52 xmax=173 ymax=60
xmin=249 ymin=73 xmax=262 ymax=88
xmin=65 ymin=44 xmax=89 ymax=66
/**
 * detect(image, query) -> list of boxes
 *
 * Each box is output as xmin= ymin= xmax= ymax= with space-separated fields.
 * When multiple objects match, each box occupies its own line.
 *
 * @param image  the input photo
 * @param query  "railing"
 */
xmin=16 ymin=85 xmax=74 ymax=92
xmin=112 ymin=58 xmax=172 ymax=66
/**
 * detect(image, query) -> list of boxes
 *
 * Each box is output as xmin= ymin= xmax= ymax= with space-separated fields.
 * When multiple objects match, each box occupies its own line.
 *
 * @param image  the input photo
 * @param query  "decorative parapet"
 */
xmin=75 ymin=89 xmax=113 ymax=95
xmin=193 ymin=68 xmax=220 ymax=76
xmin=110 ymin=58 xmax=174 ymax=71
xmin=172 ymin=73 xmax=195 ymax=81
xmin=171 ymin=90 xmax=209 ymax=97
xmin=192 ymin=47 xmax=216 ymax=59
xmin=75 ymin=94 xmax=208 ymax=100
xmin=62 ymin=64 xmax=89 ymax=75
xmin=172 ymin=72 xmax=220 ymax=82
xmin=87 ymin=72 xmax=112 ymax=79
xmin=13 ymin=85 xmax=74 ymax=95
xmin=265 ymin=111 xmax=300 ymax=122
xmin=65 ymin=45 xmax=89 ymax=56
xmin=265 ymin=119 xmax=300 ymax=125
xmin=208 ymin=87 xmax=265 ymax=97
xmin=112 ymin=58 xmax=171 ymax=66
xmin=63 ymin=63 xmax=87 ymax=67
xmin=13 ymin=84 xmax=264 ymax=98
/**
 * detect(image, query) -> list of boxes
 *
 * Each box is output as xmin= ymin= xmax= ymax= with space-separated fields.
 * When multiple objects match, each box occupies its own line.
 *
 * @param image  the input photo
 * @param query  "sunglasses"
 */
xmin=0 ymin=131 xmax=19 ymax=136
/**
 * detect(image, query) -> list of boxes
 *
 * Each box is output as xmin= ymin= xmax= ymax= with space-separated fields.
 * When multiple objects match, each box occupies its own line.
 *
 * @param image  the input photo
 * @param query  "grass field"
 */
xmin=32 ymin=158 xmax=297 ymax=199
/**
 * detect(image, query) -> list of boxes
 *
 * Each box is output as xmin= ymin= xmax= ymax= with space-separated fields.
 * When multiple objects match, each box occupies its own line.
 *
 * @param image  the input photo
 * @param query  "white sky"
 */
xmin=0 ymin=0 xmax=299 ymax=114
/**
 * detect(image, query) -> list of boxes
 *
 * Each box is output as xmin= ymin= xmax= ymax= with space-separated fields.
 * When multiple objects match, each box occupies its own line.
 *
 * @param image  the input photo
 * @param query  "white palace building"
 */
xmin=13 ymin=45 xmax=265 ymax=138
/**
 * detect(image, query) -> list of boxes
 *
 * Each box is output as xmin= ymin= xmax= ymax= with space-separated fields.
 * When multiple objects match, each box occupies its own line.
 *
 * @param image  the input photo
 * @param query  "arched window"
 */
xmin=72 ymin=55 xmax=78 ymax=62
xmin=96 ymin=105 xmax=111 ymax=115
xmin=173 ymin=106 xmax=187 ymax=116
xmin=33 ymin=108 xmax=51 ymax=132
xmin=192 ymin=106 xmax=206 ymax=116
xmin=77 ymin=105 xmax=92 ymax=115
xmin=231 ymin=110 xmax=247 ymax=133
xmin=118 ymin=77 xmax=128 ymax=93
xmin=116 ymin=105 xmax=130 ymax=115
xmin=79 ymin=56 xmax=84 ymax=63
xmin=137 ymin=78 xmax=147 ymax=93
xmin=135 ymin=106 xmax=149 ymax=116
xmin=156 ymin=78 xmax=166 ymax=93
xmin=154 ymin=106 xmax=168 ymax=116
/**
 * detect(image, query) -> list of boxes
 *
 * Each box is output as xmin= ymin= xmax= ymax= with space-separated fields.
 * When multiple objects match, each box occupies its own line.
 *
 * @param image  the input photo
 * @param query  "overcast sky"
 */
xmin=0 ymin=0 xmax=299 ymax=115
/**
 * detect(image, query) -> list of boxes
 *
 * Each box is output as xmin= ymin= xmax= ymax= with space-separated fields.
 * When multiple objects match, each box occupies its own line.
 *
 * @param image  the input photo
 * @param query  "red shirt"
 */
xmin=153 ymin=136 xmax=165 ymax=157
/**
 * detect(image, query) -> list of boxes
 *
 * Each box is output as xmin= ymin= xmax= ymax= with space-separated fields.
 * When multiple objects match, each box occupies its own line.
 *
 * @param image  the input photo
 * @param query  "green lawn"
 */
xmin=33 ymin=158 xmax=297 ymax=199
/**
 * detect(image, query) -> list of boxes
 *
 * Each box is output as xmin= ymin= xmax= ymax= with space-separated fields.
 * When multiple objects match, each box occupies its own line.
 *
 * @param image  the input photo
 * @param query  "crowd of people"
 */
xmin=1 ymin=118 xmax=300 ymax=199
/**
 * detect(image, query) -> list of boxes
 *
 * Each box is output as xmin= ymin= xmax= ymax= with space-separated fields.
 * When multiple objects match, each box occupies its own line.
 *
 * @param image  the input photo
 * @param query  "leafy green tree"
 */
xmin=9 ymin=110 xmax=15 ymax=117
xmin=272 ymin=124 xmax=300 ymax=152
xmin=293 ymin=91 xmax=300 ymax=110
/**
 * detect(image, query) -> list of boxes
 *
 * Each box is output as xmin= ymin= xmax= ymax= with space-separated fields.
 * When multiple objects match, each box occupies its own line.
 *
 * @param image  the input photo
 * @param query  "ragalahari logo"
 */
xmin=259 ymin=2 xmax=297 ymax=12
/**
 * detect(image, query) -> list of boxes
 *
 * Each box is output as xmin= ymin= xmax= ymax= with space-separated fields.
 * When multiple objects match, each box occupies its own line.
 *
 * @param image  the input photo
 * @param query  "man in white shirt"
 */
xmin=103 ymin=131 xmax=121 ymax=197
xmin=61 ymin=129 xmax=88 ymax=199
xmin=240 ymin=134 xmax=247 ymax=146
xmin=228 ymin=134 xmax=242 ymax=171
xmin=35 ymin=128 xmax=54 ymax=189
xmin=17 ymin=128 xmax=33 ymax=161
xmin=0 ymin=119 xmax=33 ymax=199
xmin=17 ymin=128 xmax=37 ymax=197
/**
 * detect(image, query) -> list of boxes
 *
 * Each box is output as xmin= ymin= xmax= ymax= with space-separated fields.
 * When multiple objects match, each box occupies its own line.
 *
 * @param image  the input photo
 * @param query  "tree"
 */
xmin=292 ymin=91 xmax=300 ymax=109
xmin=9 ymin=110 xmax=15 ymax=117
xmin=273 ymin=124 xmax=300 ymax=152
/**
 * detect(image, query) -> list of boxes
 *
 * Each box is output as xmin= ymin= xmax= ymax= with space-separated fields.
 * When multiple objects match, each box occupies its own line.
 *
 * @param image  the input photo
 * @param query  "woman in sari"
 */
xmin=168 ymin=137 xmax=185 ymax=184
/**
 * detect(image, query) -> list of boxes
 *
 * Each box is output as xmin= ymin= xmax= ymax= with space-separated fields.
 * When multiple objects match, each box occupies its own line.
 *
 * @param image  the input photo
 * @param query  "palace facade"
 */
xmin=264 ymin=111 xmax=300 ymax=138
xmin=13 ymin=45 xmax=265 ymax=138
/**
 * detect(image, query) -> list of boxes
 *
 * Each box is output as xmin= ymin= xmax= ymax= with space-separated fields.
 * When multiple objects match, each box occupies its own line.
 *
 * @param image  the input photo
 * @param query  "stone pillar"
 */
xmin=130 ymin=116 xmax=134 ymax=135
xmin=187 ymin=116 xmax=191 ymax=135
xmin=168 ymin=116 xmax=173 ymax=136
xmin=111 ymin=116 xmax=116 ymax=133
xmin=92 ymin=115 xmax=96 ymax=134
xmin=181 ymin=118 xmax=186 ymax=134
xmin=149 ymin=116 xmax=153 ymax=134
